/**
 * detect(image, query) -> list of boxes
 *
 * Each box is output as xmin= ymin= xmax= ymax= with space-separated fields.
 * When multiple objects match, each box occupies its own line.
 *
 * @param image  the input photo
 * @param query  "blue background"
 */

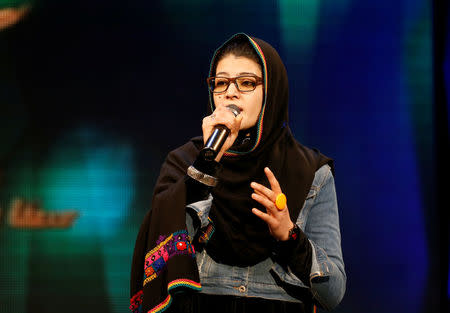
xmin=0 ymin=0 xmax=447 ymax=312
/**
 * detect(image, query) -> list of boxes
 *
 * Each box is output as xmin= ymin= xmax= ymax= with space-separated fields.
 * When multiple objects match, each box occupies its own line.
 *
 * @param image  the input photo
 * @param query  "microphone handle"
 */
xmin=201 ymin=125 xmax=230 ymax=161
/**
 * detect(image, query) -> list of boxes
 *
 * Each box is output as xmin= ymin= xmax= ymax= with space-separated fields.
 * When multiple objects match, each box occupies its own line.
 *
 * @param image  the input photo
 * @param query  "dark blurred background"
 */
xmin=0 ymin=0 xmax=448 ymax=312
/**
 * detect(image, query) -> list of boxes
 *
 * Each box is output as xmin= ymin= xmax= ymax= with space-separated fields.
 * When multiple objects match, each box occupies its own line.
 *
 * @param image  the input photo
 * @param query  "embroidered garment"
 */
xmin=130 ymin=137 xmax=204 ymax=313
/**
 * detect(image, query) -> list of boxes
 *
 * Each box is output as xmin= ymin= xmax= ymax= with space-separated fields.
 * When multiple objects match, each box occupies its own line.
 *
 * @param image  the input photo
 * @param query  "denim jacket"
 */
xmin=186 ymin=164 xmax=346 ymax=311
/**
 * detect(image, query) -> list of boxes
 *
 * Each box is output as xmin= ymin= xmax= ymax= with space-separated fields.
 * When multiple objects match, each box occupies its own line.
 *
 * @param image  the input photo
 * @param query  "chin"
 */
xmin=239 ymin=123 xmax=249 ymax=131
xmin=240 ymin=123 xmax=254 ymax=131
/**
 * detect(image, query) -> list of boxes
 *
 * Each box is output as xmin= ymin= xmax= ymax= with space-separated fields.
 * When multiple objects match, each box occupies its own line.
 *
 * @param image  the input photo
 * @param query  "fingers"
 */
xmin=202 ymin=107 xmax=242 ymax=145
xmin=250 ymin=167 xmax=287 ymax=216
xmin=250 ymin=167 xmax=282 ymax=200
xmin=251 ymin=208 xmax=276 ymax=225
xmin=251 ymin=182 xmax=273 ymax=202
xmin=203 ymin=106 xmax=240 ymax=130
xmin=231 ymin=114 xmax=243 ymax=133
xmin=264 ymin=167 xmax=282 ymax=194
xmin=253 ymin=188 xmax=265 ymax=197
xmin=251 ymin=192 xmax=277 ymax=213
xmin=251 ymin=168 xmax=294 ymax=241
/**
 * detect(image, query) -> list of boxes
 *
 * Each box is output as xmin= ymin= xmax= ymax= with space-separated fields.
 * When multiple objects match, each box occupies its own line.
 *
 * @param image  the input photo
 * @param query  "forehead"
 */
xmin=215 ymin=54 xmax=262 ymax=76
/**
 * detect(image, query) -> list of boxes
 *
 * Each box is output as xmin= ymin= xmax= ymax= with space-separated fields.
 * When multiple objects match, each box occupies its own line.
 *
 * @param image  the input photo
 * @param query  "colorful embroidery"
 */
xmin=149 ymin=279 xmax=202 ymax=313
xmin=129 ymin=290 xmax=143 ymax=313
xmin=149 ymin=295 xmax=171 ymax=313
xmin=143 ymin=230 xmax=195 ymax=286
xmin=198 ymin=218 xmax=215 ymax=244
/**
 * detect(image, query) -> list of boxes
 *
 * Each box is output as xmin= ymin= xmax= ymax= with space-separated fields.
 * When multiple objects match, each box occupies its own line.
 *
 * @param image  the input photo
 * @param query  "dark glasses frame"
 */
xmin=206 ymin=75 xmax=264 ymax=93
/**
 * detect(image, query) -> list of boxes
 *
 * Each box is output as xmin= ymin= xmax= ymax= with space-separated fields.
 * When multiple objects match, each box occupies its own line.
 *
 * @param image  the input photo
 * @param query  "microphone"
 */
xmin=201 ymin=104 xmax=241 ymax=161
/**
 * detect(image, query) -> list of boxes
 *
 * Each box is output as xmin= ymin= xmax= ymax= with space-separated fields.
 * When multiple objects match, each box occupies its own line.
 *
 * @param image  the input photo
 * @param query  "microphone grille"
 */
xmin=226 ymin=104 xmax=241 ymax=117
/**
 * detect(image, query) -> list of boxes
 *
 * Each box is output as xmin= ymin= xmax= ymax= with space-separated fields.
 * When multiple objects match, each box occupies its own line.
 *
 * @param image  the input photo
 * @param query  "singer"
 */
xmin=130 ymin=33 xmax=346 ymax=313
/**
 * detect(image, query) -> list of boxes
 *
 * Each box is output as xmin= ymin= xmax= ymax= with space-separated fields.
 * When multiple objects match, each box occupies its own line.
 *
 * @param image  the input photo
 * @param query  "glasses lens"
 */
xmin=236 ymin=76 xmax=257 ymax=91
xmin=212 ymin=77 xmax=230 ymax=92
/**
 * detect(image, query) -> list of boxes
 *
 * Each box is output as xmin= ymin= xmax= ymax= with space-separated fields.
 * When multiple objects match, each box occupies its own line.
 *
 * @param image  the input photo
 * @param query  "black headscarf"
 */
xmin=204 ymin=33 xmax=332 ymax=265
xmin=130 ymin=33 xmax=332 ymax=312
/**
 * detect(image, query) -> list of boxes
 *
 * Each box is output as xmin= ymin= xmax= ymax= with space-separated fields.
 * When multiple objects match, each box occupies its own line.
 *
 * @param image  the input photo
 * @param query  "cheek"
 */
xmin=252 ymin=97 xmax=263 ymax=116
xmin=213 ymin=95 xmax=223 ymax=105
xmin=244 ymin=101 xmax=262 ymax=126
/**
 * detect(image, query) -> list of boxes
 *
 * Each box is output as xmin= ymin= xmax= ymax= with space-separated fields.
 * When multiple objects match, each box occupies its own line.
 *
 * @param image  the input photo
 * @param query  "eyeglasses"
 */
xmin=207 ymin=75 xmax=263 ymax=93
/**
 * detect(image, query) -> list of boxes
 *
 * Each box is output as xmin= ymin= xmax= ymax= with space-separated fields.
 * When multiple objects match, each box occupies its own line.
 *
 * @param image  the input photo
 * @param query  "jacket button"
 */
xmin=238 ymin=285 xmax=246 ymax=293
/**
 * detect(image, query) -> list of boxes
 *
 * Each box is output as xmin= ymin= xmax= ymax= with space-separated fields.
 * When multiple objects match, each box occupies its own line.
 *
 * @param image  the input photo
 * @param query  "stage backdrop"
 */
xmin=0 ymin=0 xmax=443 ymax=312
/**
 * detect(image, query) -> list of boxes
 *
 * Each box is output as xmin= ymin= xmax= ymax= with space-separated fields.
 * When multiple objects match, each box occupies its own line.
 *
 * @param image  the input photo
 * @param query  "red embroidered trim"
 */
xmin=129 ymin=290 xmax=143 ymax=313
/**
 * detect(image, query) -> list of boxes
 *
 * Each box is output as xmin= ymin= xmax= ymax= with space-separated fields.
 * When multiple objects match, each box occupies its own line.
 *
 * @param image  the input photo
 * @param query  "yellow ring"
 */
xmin=275 ymin=193 xmax=287 ymax=210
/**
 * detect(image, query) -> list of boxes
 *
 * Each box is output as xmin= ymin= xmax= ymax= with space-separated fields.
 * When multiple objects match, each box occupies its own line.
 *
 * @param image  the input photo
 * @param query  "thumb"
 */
xmin=235 ymin=114 xmax=243 ymax=129
xmin=230 ymin=114 xmax=243 ymax=136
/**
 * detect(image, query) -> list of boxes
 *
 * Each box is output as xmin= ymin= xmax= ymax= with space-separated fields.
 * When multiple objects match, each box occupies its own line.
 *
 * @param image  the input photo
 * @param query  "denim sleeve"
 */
xmin=303 ymin=165 xmax=346 ymax=310
xmin=271 ymin=165 xmax=346 ymax=310
xmin=185 ymin=196 xmax=213 ymax=238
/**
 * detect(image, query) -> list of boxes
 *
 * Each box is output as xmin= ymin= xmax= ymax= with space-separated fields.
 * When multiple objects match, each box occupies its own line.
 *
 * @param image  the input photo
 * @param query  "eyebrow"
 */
xmin=215 ymin=71 xmax=259 ymax=76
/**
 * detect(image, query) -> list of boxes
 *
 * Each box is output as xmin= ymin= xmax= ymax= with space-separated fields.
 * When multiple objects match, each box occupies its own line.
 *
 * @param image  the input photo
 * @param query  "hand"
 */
xmin=251 ymin=167 xmax=294 ymax=241
xmin=202 ymin=106 xmax=243 ymax=162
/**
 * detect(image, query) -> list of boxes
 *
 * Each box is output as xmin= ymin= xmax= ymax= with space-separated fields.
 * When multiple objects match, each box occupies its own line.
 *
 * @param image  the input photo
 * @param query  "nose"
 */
xmin=225 ymin=81 xmax=240 ymax=98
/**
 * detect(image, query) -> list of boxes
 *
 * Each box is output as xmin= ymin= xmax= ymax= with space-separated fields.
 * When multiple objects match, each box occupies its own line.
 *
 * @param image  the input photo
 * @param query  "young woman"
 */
xmin=130 ymin=33 xmax=346 ymax=313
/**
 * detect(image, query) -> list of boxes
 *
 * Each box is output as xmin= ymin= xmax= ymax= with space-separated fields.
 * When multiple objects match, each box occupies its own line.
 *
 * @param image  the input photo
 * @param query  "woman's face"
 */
xmin=213 ymin=54 xmax=263 ymax=130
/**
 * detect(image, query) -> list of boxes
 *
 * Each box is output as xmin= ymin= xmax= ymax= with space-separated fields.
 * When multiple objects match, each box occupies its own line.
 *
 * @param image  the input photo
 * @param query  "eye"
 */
xmin=215 ymin=78 xmax=228 ymax=87
xmin=237 ymin=77 xmax=257 ymax=90
xmin=241 ymin=80 xmax=256 ymax=87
